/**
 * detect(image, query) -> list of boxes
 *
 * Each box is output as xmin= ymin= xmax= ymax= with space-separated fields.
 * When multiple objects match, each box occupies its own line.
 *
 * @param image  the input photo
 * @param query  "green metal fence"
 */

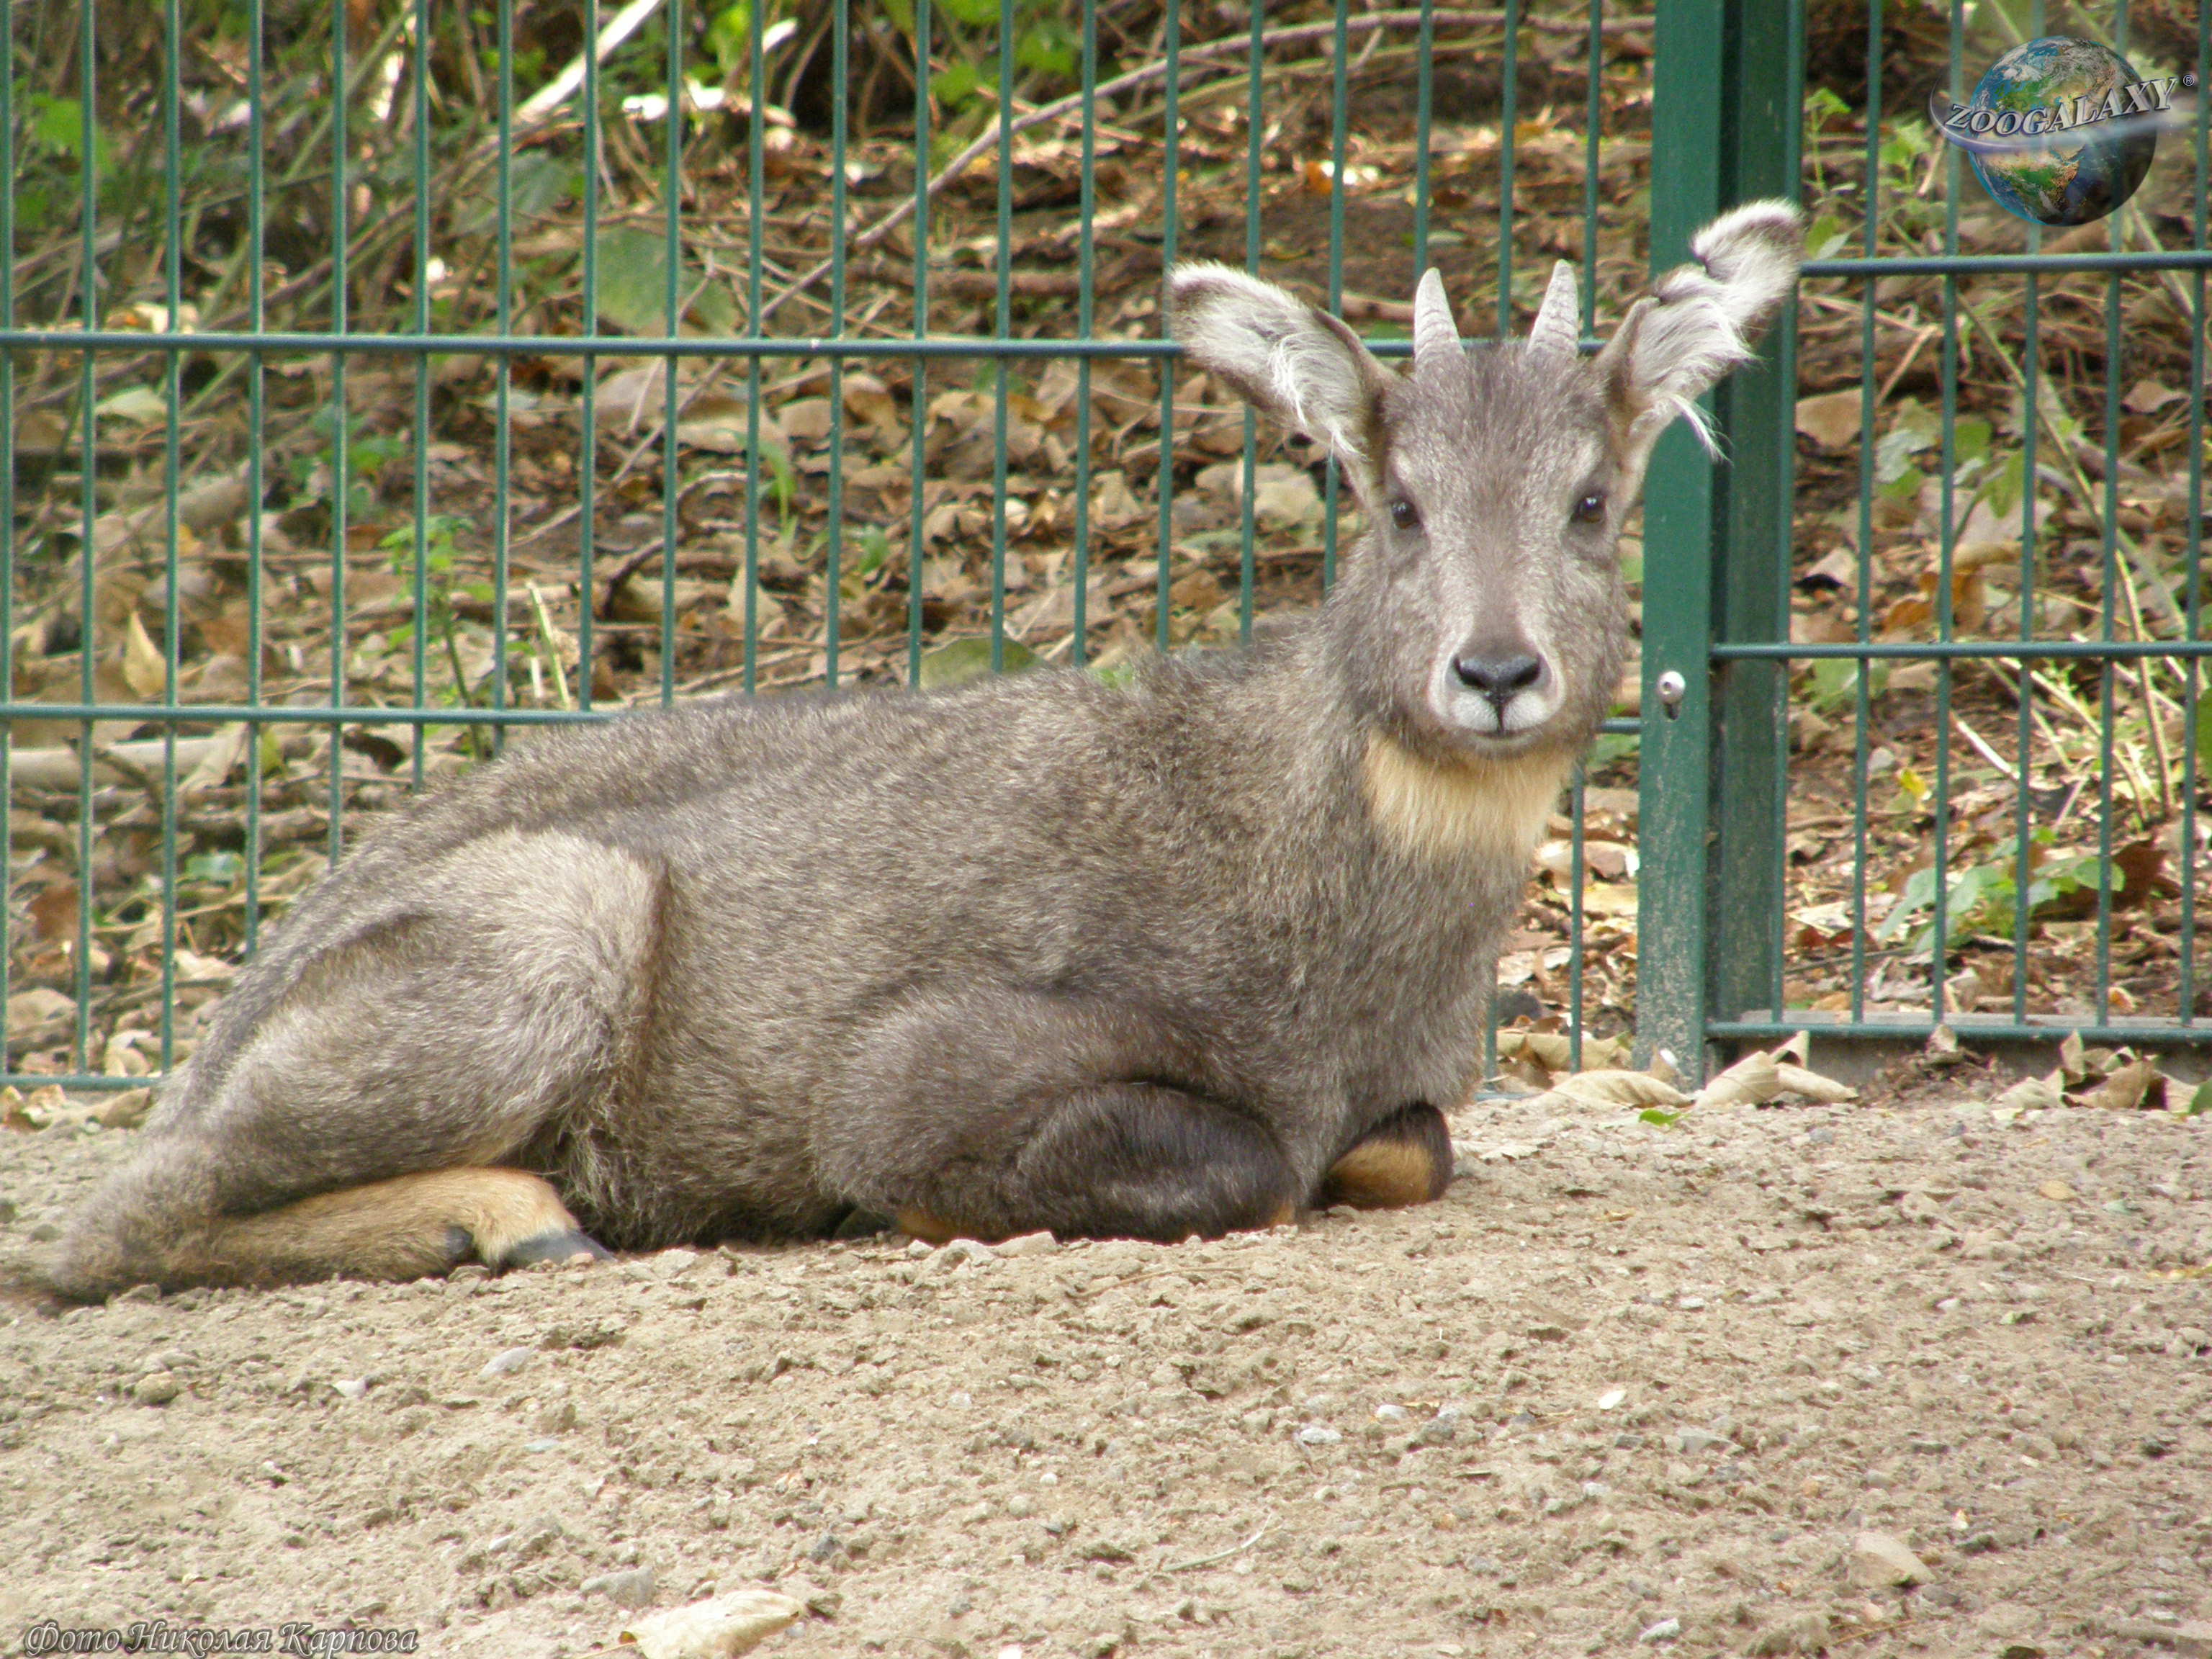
xmin=1637 ymin=0 xmax=2211 ymax=1075
xmin=2 ymin=0 xmax=2206 ymax=1095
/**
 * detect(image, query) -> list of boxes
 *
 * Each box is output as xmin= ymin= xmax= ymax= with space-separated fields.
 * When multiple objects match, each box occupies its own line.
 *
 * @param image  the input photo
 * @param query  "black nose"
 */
xmin=1453 ymin=652 xmax=1543 ymax=706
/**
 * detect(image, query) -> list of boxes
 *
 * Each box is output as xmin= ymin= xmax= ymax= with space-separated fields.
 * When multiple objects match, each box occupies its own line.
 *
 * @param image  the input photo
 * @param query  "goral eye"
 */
xmin=1571 ymin=490 xmax=1606 ymax=524
xmin=1390 ymin=498 xmax=1420 ymax=531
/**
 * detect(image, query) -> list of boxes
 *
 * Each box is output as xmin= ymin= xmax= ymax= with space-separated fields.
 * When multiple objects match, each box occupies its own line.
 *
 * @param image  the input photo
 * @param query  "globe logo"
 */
xmin=1930 ymin=36 xmax=2197 ymax=227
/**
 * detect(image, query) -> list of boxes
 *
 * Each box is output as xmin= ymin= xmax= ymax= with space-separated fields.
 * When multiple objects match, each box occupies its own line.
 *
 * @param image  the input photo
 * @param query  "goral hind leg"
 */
xmin=47 ymin=829 xmax=658 ymax=1297
xmin=1318 ymin=1102 xmax=1454 ymax=1210
xmin=198 ymin=1167 xmax=609 ymax=1285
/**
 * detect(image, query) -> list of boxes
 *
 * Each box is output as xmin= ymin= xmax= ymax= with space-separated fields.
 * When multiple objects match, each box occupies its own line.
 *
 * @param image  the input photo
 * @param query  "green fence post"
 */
xmin=1637 ymin=0 xmax=1725 ymax=1078
xmin=1637 ymin=0 xmax=1799 ymax=1081
xmin=1710 ymin=0 xmax=1800 ymax=1042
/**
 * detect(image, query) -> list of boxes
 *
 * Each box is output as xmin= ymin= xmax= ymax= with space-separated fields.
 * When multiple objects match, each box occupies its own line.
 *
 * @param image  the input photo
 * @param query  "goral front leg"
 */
xmin=1317 ymin=1102 xmax=1454 ymax=1211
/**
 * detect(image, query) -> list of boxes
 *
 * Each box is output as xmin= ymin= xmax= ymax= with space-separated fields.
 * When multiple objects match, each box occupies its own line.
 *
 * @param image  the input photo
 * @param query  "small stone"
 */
xmin=1974 ymin=1603 xmax=2038 ymax=1642
xmin=1296 ymin=1424 xmax=1342 ymax=1447
xmin=1747 ymin=1611 xmax=1831 ymax=1655
xmin=1374 ymin=1403 xmax=1409 ymax=1421
xmin=997 ymin=1231 xmax=1057 ymax=1258
xmin=132 ymin=1371 xmax=180 ymax=1406
xmin=480 ymin=1346 xmax=536 ymax=1378
xmin=1416 ymin=1408 xmax=1461 ymax=1447
xmin=905 ymin=1239 xmax=933 ymax=1259
xmin=614 ymin=1588 xmax=804 ymax=1658
xmin=582 ymin=1566 xmax=658 ymax=1609
xmin=1848 ymin=1529 xmax=1930 ymax=1588
xmin=1635 ymin=1616 xmax=1681 ymax=1644
xmin=937 ymin=1238 xmax=996 ymax=1269
xmin=1671 ymin=1428 xmax=1732 ymax=1455
xmin=331 ymin=1378 xmax=369 ymax=1400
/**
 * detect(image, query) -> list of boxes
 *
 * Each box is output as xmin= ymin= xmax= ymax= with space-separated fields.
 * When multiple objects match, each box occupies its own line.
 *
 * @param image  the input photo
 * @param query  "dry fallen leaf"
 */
xmin=1552 ymin=1069 xmax=1691 ymax=1110
xmin=2037 ymin=1179 xmax=2077 ymax=1203
xmin=122 ymin=610 xmax=169 ymax=698
xmin=1990 ymin=1071 xmax=2065 ymax=1112
xmin=1695 ymin=1049 xmax=1779 ymax=1109
xmin=618 ymin=1589 xmax=806 ymax=1659
xmin=2077 ymin=1058 xmax=2154 ymax=1112
xmin=1794 ymin=388 xmax=1864 ymax=449
xmin=1773 ymin=1063 xmax=1858 ymax=1103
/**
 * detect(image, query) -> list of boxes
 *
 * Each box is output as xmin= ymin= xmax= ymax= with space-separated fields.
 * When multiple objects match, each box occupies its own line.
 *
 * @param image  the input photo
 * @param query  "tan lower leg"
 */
xmin=896 ymin=1208 xmax=966 ymax=1246
xmin=1320 ymin=1140 xmax=1446 ymax=1210
xmin=202 ymin=1167 xmax=589 ymax=1285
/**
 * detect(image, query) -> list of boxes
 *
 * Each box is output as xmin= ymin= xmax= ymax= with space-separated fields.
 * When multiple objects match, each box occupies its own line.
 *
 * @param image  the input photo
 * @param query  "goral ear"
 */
xmin=1168 ymin=262 xmax=1398 ymax=496
xmin=1594 ymin=199 xmax=1803 ymax=464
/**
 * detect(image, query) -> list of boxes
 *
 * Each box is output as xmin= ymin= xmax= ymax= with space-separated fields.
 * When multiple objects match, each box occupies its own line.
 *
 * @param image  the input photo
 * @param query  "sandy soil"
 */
xmin=1 ymin=1089 xmax=2208 ymax=1659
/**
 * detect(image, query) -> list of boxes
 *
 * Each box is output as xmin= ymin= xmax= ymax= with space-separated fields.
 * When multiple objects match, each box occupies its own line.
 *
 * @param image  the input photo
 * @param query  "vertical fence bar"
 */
xmin=1496 ymin=0 xmax=1519 ymax=338
xmin=0 ymin=0 xmax=13 ymax=1056
xmin=1847 ymin=0 xmax=1880 ymax=1028
xmin=989 ymin=0 xmax=1015 ymax=673
xmin=659 ymin=0 xmax=684 ymax=707
xmin=1153 ymin=0 xmax=1182 ymax=649
xmin=827 ymin=0 xmax=850 ymax=686
xmin=1237 ymin=4 xmax=1263 ymax=645
xmin=1321 ymin=0 xmax=1348 ymax=594
xmin=1413 ymin=0 xmax=1434 ymax=277
xmin=1927 ymin=1 xmax=1961 ymax=1021
xmin=1759 ymin=0 xmax=1804 ymax=1030
xmin=2012 ymin=244 xmax=2040 ymax=1023
xmin=158 ymin=0 xmax=185 ymax=1074
xmin=744 ymin=0 xmax=767 ymax=695
xmin=328 ymin=0 xmax=350 ymax=863
xmin=1707 ymin=0 xmax=1797 ymax=1041
xmin=410 ymin=0 xmax=433 ymax=781
xmin=73 ymin=0 xmax=99 ymax=1071
xmin=580 ymin=0 xmax=601 ymax=714
xmin=492 ymin=0 xmax=516 ymax=742
xmin=906 ymin=0 xmax=930 ymax=686
xmin=1634 ymin=0 xmax=1727 ymax=1076
xmin=244 ymin=0 xmax=268 ymax=949
xmin=2182 ymin=1 xmax=2208 ymax=1025
xmin=1069 ymin=2 xmax=1095 ymax=665
xmin=1581 ymin=0 xmax=1601 ymax=334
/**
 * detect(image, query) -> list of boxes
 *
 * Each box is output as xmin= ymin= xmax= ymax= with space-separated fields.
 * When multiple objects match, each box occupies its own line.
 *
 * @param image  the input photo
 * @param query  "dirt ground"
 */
xmin=1 ymin=1087 xmax=2208 ymax=1659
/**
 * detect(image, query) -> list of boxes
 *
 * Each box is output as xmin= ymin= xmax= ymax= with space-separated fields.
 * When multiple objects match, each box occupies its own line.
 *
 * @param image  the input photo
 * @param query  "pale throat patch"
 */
xmin=1360 ymin=731 xmax=1575 ymax=866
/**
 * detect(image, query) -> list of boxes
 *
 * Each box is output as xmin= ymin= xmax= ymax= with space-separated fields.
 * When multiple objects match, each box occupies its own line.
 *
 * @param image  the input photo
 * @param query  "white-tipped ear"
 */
xmin=1411 ymin=268 xmax=1460 ymax=367
xmin=1595 ymin=198 xmax=1803 ymax=456
xmin=1527 ymin=260 xmax=1580 ymax=357
xmin=1168 ymin=261 xmax=1395 ymax=484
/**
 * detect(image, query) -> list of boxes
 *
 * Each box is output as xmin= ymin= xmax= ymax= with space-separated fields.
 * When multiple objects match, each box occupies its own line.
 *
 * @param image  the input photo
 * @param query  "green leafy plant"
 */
xmin=381 ymin=514 xmax=491 ymax=755
xmin=1874 ymin=830 xmax=2106 ymax=953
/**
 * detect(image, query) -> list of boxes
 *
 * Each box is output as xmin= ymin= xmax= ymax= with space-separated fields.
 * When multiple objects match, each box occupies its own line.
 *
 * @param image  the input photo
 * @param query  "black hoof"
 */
xmin=441 ymin=1224 xmax=475 ymax=1268
xmin=503 ymin=1229 xmax=614 ymax=1267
